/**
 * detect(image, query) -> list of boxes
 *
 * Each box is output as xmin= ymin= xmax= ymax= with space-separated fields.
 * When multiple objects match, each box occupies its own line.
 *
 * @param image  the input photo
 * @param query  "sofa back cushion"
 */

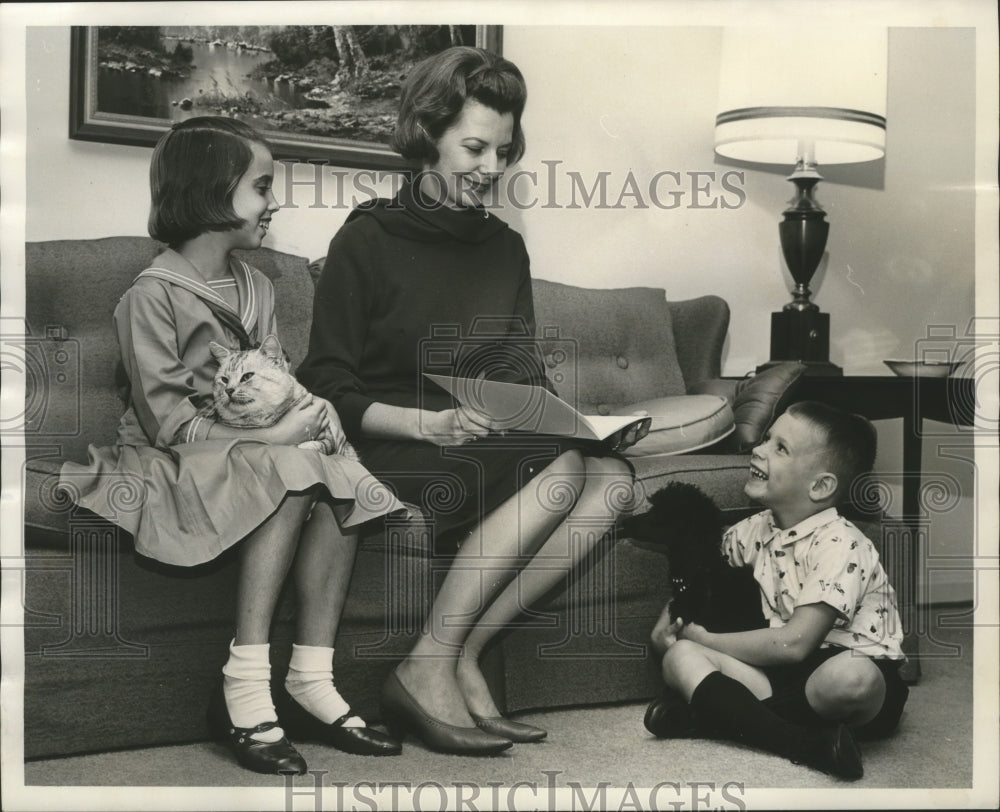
xmin=531 ymin=279 xmax=687 ymax=414
xmin=24 ymin=237 xmax=314 ymax=463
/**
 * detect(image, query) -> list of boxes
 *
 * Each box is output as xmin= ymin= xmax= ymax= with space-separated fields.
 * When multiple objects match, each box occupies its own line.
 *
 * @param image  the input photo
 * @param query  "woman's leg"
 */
xmin=456 ymin=456 xmax=634 ymax=718
xmin=395 ymin=449 xmax=588 ymax=727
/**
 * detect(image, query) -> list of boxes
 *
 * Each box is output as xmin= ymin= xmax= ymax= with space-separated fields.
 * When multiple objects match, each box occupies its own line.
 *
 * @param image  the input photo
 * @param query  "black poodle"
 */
xmin=620 ymin=481 xmax=765 ymax=633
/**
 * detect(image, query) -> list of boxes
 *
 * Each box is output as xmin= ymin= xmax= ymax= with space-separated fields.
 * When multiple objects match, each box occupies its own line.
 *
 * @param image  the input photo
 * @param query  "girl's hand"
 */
xmin=317 ymin=397 xmax=350 ymax=454
xmin=422 ymin=407 xmax=495 ymax=446
xmin=271 ymin=394 xmax=329 ymax=446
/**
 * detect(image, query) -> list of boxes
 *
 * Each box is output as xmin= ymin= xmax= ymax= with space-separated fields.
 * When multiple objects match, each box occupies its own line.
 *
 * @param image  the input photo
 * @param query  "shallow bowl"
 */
xmin=883 ymin=359 xmax=963 ymax=378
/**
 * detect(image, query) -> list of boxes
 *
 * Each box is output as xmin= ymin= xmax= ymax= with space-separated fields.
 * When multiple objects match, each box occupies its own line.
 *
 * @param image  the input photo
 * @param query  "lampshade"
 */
xmin=715 ymin=28 xmax=888 ymax=166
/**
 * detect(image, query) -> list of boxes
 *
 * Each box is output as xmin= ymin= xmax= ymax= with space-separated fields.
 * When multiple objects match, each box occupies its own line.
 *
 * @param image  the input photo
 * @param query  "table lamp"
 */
xmin=715 ymin=28 xmax=888 ymax=376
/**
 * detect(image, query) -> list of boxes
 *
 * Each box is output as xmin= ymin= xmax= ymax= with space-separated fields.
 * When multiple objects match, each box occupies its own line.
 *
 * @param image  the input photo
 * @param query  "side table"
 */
xmin=792 ymin=374 xmax=977 ymax=683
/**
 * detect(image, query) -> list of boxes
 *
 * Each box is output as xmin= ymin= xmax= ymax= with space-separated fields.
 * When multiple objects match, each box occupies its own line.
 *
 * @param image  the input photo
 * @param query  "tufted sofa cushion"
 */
xmin=531 ymin=279 xmax=688 ymax=414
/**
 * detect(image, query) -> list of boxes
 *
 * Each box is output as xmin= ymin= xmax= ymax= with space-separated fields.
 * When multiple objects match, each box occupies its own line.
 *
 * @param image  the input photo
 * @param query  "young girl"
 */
xmin=60 ymin=117 xmax=404 ymax=774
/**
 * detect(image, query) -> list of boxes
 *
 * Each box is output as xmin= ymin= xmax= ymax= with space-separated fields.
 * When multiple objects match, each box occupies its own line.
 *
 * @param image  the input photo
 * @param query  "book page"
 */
xmin=424 ymin=374 xmax=646 ymax=441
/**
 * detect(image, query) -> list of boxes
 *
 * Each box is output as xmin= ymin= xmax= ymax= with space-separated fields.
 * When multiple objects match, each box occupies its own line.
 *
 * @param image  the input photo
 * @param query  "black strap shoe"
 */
xmin=206 ymin=684 xmax=307 ymax=775
xmin=275 ymin=687 xmax=402 ymax=756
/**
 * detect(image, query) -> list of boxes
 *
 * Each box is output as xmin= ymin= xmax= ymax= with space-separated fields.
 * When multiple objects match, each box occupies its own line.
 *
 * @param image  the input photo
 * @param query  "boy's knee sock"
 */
xmin=690 ymin=671 xmax=801 ymax=756
xmin=689 ymin=671 xmax=863 ymax=779
xmin=222 ymin=640 xmax=283 ymax=743
xmin=284 ymin=644 xmax=362 ymax=728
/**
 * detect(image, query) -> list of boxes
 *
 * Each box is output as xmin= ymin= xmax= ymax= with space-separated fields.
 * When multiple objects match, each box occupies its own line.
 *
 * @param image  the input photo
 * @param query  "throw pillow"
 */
xmin=614 ymin=395 xmax=735 ymax=457
xmin=726 ymin=362 xmax=807 ymax=451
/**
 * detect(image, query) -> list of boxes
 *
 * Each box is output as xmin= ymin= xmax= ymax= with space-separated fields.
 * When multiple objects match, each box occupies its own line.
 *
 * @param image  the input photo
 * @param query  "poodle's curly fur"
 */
xmin=620 ymin=482 xmax=765 ymax=633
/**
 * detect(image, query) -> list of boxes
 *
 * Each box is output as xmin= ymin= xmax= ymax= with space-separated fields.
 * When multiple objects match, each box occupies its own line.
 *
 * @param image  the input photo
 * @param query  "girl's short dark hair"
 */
xmin=391 ymin=46 xmax=527 ymax=164
xmin=147 ymin=116 xmax=271 ymax=247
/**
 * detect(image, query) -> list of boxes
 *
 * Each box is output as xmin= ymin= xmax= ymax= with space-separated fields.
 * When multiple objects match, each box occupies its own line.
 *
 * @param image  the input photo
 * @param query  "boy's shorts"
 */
xmin=761 ymin=645 xmax=909 ymax=740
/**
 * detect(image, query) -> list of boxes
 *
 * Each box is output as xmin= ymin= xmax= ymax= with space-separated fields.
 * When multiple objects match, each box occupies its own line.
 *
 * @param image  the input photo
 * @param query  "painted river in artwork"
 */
xmin=97 ymin=40 xmax=307 ymax=121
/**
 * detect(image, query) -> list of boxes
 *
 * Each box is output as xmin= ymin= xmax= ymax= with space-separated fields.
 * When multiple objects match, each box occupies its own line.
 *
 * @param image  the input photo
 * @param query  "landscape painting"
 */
xmin=70 ymin=25 xmax=502 ymax=169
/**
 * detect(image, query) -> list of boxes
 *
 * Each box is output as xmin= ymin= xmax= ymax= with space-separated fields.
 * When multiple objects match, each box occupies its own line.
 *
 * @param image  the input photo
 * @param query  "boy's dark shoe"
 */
xmin=643 ymin=692 xmax=702 ymax=739
xmin=793 ymin=723 xmax=864 ymax=781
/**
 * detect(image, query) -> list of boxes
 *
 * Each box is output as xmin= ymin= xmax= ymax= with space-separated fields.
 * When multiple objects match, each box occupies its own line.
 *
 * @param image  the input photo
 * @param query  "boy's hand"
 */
xmin=651 ymin=603 xmax=685 ymax=654
xmin=678 ymin=621 xmax=709 ymax=645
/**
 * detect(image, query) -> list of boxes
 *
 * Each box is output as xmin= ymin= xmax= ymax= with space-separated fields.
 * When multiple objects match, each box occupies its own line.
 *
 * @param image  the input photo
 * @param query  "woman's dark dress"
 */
xmin=297 ymin=184 xmax=598 ymax=538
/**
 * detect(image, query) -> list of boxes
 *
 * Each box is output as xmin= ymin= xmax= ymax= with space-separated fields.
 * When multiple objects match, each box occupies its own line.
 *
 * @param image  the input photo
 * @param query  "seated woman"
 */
xmin=296 ymin=46 xmax=638 ymax=755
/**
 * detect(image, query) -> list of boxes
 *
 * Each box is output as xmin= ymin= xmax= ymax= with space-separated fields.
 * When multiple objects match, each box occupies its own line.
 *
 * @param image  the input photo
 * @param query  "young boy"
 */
xmin=645 ymin=401 xmax=908 ymax=780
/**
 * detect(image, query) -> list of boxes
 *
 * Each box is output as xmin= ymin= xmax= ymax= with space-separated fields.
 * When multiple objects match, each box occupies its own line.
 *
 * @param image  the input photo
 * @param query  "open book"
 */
xmin=425 ymin=374 xmax=651 ymax=445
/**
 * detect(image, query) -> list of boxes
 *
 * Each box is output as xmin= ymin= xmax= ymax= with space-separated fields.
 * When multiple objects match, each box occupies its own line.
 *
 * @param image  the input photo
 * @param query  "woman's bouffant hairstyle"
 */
xmin=148 ymin=117 xmax=271 ymax=247
xmin=391 ymin=47 xmax=527 ymax=165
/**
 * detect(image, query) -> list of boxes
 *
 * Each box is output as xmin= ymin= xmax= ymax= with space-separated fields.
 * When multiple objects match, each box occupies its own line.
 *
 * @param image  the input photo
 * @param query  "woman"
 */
xmin=297 ymin=47 xmax=637 ymax=755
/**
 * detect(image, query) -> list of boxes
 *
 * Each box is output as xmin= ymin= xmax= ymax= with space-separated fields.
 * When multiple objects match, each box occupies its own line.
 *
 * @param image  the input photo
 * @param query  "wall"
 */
xmin=25 ymin=26 xmax=977 ymax=376
xmin=22 ymin=24 xmax=982 ymax=601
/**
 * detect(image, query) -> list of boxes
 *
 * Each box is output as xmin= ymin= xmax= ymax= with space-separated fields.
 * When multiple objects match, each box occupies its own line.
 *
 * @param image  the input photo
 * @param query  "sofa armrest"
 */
xmin=666 ymin=295 xmax=730 ymax=390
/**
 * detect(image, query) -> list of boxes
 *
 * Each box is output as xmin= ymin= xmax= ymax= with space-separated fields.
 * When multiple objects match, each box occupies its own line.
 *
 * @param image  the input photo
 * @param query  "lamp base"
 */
xmin=760 ymin=309 xmax=843 ymax=377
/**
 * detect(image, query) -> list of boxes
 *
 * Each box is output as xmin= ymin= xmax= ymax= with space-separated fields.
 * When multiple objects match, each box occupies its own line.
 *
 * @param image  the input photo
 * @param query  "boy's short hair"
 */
xmin=148 ymin=116 xmax=271 ymax=247
xmin=391 ymin=46 xmax=527 ymax=165
xmin=786 ymin=400 xmax=878 ymax=503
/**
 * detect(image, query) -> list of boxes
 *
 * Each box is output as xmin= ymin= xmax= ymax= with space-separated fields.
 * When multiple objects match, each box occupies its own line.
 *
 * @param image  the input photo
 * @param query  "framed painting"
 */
xmin=69 ymin=24 xmax=503 ymax=170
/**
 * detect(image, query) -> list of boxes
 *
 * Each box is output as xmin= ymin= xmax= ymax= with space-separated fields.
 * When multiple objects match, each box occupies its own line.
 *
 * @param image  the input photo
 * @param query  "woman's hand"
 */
xmin=269 ymin=394 xmax=330 ymax=446
xmin=422 ymin=406 xmax=497 ymax=447
xmin=609 ymin=411 xmax=650 ymax=453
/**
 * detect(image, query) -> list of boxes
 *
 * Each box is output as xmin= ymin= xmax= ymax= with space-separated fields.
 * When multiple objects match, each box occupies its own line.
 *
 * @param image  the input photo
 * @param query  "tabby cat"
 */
xmin=203 ymin=334 xmax=358 ymax=459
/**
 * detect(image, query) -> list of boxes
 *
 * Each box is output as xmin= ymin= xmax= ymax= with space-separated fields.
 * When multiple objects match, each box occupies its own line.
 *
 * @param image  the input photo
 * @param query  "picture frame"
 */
xmin=69 ymin=25 xmax=503 ymax=170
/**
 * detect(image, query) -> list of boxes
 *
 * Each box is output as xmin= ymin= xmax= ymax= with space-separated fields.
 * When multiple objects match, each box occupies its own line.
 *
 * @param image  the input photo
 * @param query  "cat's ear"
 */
xmin=259 ymin=334 xmax=283 ymax=362
xmin=208 ymin=341 xmax=230 ymax=363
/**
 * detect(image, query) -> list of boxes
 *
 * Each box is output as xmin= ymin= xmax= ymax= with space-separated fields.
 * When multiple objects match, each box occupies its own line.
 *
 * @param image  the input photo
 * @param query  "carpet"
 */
xmin=9 ymin=613 xmax=994 ymax=810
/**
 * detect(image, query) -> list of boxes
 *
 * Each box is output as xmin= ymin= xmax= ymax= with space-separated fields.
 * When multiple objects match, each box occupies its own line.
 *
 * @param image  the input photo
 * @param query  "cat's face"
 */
xmin=209 ymin=336 xmax=295 ymax=426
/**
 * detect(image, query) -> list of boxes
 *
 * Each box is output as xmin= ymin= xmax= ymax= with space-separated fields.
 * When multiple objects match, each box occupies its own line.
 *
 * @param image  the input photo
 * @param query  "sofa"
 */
xmin=19 ymin=236 xmax=799 ymax=759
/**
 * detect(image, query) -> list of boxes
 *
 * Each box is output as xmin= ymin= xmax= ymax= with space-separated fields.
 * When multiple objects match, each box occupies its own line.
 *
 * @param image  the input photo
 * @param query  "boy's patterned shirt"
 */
xmin=723 ymin=508 xmax=905 ymax=660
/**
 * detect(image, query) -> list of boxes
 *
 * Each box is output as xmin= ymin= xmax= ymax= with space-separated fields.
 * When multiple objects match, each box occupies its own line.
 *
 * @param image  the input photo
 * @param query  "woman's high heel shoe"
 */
xmin=380 ymin=671 xmax=512 ymax=756
xmin=470 ymin=713 xmax=547 ymax=743
xmin=206 ymin=683 xmax=307 ymax=775
xmin=274 ymin=686 xmax=402 ymax=756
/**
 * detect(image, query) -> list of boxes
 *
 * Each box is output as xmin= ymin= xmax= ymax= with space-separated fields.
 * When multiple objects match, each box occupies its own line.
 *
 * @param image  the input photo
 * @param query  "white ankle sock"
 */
xmin=285 ymin=644 xmax=363 ymax=728
xmin=222 ymin=640 xmax=283 ymax=743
